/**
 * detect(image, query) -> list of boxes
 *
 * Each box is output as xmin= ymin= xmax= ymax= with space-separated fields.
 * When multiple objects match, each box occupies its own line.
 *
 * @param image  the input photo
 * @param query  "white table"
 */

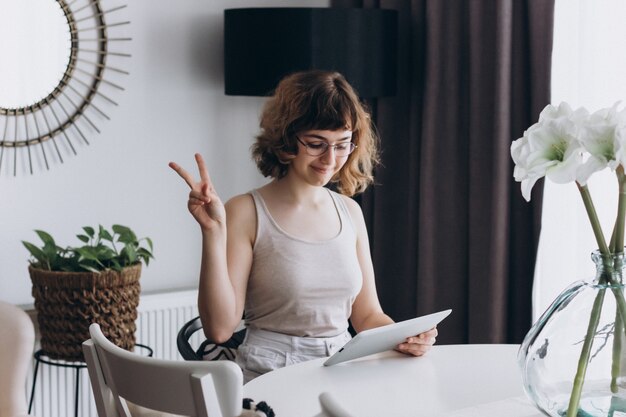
xmin=244 ymin=344 xmax=544 ymax=417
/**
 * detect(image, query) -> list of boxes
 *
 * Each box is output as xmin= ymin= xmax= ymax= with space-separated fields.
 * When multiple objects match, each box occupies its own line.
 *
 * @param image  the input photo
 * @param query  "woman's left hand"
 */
xmin=396 ymin=327 xmax=438 ymax=357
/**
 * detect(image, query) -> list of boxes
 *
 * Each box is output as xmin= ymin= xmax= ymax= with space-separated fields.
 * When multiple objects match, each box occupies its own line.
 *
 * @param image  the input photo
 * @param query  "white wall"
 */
xmin=0 ymin=0 xmax=330 ymax=305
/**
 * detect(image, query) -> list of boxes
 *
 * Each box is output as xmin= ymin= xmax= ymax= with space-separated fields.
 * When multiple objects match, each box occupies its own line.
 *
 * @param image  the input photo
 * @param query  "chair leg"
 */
xmin=191 ymin=373 xmax=223 ymax=417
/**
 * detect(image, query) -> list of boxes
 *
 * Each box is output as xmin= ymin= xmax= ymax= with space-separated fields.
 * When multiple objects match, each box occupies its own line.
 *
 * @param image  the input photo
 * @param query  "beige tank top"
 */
xmin=244 ymin=189 xmax=363 ymax=337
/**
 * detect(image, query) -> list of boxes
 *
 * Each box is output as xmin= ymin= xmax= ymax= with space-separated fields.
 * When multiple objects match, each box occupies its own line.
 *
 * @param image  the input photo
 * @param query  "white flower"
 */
xmin=511 ymin=103 xmax=584 ymax=201
xmin=577 ymin=102 xmax=626 ymax=185
xmin=512 ymin=103 xmax=626 ymax=417
xmin=539 ymin=102 xmax=585 ymax=122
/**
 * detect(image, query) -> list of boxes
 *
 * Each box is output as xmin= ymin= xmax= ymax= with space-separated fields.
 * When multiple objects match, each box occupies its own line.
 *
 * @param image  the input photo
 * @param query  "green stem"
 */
xmin=566 ymin=288 xmax=607 ymax=417
xmin=609 ymin=167 xmax=626 ymax=400
xmin=612 ymin=302 xmax=623 ymax=393
xmin=578 ymin=183 xmax=611 ymax=255
xmin=610 ymin=222 xmax=618 ymax=254
xmin=613 ymin=285 xmax=626 ymax=324
xmin=613 ymin=168 xmax=626 ymax=253
xmin=611 ymin=288 xmax=626 ymax=393
xmin=571 ymin=186 xmax=610 ymax=415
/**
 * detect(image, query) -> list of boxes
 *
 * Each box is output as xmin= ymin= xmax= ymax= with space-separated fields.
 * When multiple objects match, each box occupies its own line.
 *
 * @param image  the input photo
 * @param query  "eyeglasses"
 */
xmin=296 ymin=136 xmax=357 ymax=157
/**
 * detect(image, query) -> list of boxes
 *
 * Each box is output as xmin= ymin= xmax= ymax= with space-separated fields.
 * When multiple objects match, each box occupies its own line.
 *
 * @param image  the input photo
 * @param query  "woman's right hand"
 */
xmin=169 ymin=153 xmax=226 ymax=232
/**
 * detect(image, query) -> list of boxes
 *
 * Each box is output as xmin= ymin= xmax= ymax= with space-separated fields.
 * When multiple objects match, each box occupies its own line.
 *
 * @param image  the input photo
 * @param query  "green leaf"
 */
xmin=75 ymin=247 xmax=103 ymax=266
xmin=38 ymin=243 xmax=58 ymax=266
xmin=79 ymin=264 xmax=102 ymax=273
xmin=113 ymin=225 xmax=137 ymax=244
xmin=35 ymin=230 xmax=55 ymax=245
xmin=33 ymin=231 xmax=57 ymax=264
xmin=76 ymin=234 xmax=90 ymax=243
xmin=23 ymin=225 xmax=153 ymax=272
xmin=112 ymin=224 xmax=131 ymax=235
xmin=100 ymin=228 xmax=114 ymax=242
xmin=95 ymin=246 xmax=116 ymax=260
xmin=21 ymin=241 xmax=48 ymax=267
xmin=111 ymin=259 xmax=122 ymax=271
xmin=121 ymin=245 xmax=137 ymax=265
xmin=137 ymin=247 xmax=153 ymax=258
xmin=136 ymin=248 xmax=152 ymax=266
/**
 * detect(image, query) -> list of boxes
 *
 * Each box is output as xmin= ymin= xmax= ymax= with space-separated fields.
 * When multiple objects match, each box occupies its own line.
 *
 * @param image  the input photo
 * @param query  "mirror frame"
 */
xmin=0 ymin=0 xmax=130 ymax=176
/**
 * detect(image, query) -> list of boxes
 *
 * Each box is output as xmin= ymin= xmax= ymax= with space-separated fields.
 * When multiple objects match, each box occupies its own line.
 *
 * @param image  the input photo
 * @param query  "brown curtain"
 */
xmin=333 ymin=0 xmax=553 ymax=343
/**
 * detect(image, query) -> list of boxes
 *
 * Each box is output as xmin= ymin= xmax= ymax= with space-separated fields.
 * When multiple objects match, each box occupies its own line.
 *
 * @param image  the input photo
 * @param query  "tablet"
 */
xmin=323 ymin=309 xmax=452 ymax=366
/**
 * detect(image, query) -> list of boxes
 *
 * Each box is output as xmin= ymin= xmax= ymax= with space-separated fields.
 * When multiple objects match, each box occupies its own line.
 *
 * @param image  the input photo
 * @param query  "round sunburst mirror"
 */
xmin=0 ymin=0 xmax=130 ymax=176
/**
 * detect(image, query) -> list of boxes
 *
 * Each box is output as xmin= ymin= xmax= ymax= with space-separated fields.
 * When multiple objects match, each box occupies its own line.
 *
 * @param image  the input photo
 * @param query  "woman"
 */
xmin=169 ymin=70 xmax=437 ymax=382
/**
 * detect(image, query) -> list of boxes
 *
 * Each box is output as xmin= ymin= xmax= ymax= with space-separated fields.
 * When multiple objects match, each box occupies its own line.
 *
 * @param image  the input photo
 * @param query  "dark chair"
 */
xmin=177 ymin=316 xmax=247 ymax=361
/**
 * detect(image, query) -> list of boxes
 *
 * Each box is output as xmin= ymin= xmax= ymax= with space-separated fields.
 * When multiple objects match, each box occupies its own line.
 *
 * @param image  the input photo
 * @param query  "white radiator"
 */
xmin=27 ymin=288 xmax=200 ymax=417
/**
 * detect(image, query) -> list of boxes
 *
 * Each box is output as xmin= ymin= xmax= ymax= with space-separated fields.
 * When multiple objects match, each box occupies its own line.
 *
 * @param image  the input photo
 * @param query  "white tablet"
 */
xmin=323 ymin=309 xmax=452 ymax=366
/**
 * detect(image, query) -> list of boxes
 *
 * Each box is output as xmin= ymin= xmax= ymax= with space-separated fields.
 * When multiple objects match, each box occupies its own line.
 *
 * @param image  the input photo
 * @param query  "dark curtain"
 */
xmin=333 ymin=0 xmax=553 ymax=343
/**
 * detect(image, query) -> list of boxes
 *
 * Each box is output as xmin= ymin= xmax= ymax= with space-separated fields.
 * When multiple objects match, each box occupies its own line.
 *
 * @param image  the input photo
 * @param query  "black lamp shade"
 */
xmin=224 ymin=8 xmax=398 ymax=97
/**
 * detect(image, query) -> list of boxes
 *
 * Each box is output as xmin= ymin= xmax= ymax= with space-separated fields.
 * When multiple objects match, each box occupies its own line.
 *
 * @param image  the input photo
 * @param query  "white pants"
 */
xmin=236 ymin=328 xmax=351 ymax=383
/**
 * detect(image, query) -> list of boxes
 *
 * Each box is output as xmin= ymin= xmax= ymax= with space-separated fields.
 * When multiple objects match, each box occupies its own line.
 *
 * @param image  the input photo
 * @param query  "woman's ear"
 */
xmin=277 ymin=150 xmax=296 ymax=165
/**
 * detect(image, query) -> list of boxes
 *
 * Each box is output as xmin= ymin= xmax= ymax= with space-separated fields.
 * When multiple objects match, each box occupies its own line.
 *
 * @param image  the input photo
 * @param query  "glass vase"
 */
xmin=518 ymin=251 xmax=626 ymax=417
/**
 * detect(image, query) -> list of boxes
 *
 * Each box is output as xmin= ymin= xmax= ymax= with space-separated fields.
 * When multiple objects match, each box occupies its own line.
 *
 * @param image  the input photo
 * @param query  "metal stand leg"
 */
xmin=29 ymin=350 xmax=87 ymax=417
xmin=28 ymin=357 xmax=40 ymax=414
xmin=74 ymin=367 xmax=80 ymax=417
xmin=28 ymin=345 xmax=152 ymax=416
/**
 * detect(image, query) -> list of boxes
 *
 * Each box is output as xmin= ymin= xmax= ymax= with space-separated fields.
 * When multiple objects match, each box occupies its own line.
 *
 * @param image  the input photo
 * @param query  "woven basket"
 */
xmin=29 ymin=263 xmax=141 ymax=361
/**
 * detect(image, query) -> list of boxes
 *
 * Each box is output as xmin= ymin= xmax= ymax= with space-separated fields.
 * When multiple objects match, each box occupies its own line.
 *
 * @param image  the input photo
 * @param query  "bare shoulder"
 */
xmin=224 ymin=193 xmax=256 ymax=241
xmin=225 ymin=193 xmax=255 ymax=216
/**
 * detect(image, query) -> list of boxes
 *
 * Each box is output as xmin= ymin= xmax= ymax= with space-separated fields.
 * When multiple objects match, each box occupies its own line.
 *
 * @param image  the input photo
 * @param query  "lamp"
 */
xmin=224 ymin=7 xmax=398 ymax=98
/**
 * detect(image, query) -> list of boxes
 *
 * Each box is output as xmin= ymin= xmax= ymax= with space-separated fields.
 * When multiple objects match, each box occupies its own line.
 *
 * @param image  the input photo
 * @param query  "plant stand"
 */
xmin=28 ymin=345 xmax=153 ymax=417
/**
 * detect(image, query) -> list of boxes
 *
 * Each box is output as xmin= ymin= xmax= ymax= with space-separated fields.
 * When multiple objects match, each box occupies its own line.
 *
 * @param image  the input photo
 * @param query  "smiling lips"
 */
xmin=312 ymin=166 xmax=333 ymax=175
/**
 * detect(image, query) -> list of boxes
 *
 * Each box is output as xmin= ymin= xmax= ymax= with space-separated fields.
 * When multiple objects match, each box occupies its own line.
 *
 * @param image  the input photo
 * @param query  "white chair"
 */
xmin=318 ymin=392 xmax=355 ymax=417
xmin=0 ymin=300 xmax=36 ymax=417
xmin=83 ymin=323 xmax=244 ymax=417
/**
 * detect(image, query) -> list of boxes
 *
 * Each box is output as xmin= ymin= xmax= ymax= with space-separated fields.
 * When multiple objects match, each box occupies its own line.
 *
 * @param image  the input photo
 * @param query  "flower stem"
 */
xmin=609 ymin=167 xmax=626 ymax=397
xmin=612 ymin=167 xmax=626 ymax=253
xmin=566 ymin=288 xmax=606 ymax=417
xmin=612 ymin=303 xmax=623 ymax=393
xmin=610 ymin=222 xmax=618 ymax=254
xmin=578 ymin=183 xmax=610 ymax=255
xmin=567 ymin=185 xmax=612 ymax=416
xmin=612 ymin=288 xmax=626 ymax=327
xmin=611 ymin=286 xmax=626 ymax=393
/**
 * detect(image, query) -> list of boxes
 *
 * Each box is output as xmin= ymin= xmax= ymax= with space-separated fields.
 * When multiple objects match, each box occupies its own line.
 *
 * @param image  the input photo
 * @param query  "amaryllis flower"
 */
xmin=511 ymin=103 xmax=584 ymax=201
xmin=512 ymin=102 xmax=626 ymax=417
xmin=538 ymin=101 xmax=586 ymax=122
xmin=577 ymin=102 xmax=626 ymax=185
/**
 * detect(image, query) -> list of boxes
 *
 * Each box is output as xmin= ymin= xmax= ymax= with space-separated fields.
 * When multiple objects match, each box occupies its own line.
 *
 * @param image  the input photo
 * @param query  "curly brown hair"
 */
xmin=251 ymin=70 xmax=380 ymax=196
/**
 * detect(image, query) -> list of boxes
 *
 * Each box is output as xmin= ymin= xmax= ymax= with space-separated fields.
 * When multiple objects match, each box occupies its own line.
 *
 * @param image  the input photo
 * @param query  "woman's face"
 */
xmin=286 ymin=129 xmax=354 ymax=187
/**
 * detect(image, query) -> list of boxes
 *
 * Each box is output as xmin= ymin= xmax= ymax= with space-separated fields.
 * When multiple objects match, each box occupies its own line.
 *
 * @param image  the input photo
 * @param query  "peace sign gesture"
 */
xmin=169 ymin=153 xmax=226 ymax=232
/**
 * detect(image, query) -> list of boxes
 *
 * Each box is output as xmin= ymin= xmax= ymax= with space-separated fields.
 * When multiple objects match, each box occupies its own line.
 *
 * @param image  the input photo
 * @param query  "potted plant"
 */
xmin=22 ymin=225 xmax=154 ymax=361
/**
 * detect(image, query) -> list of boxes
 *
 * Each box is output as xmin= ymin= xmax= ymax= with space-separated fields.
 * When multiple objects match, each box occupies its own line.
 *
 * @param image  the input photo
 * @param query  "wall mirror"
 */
xmin=0 ymin=0 xmax=130 ymax=176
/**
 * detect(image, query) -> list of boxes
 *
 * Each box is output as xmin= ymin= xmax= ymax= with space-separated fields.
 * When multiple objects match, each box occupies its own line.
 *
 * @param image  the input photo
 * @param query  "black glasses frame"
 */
xmin=296 ymin=136 xmax=357 ymax=157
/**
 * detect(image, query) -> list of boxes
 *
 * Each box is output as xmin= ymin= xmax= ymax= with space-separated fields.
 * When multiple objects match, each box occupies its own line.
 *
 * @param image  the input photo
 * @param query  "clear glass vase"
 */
xmin=518 ymin=251 xmax=626 ymax=417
